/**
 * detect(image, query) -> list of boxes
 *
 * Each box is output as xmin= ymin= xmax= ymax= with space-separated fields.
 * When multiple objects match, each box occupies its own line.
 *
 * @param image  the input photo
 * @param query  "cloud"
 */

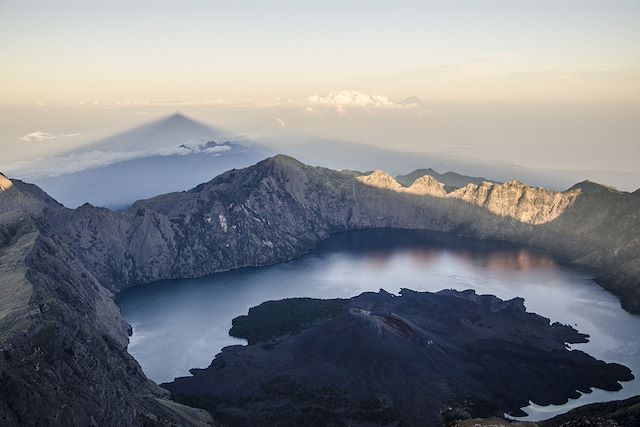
xmin=306 ymin=90 xmax=416 ymax=113
xmin=21 ymin=131 xmax=57 ymax=142
xmin=308 ymin=90 xmax=397 ymax=112
xmin=5 ymin=151 xmax=144 ymax=178
xmin=169 ymin=138 xmax=233 ymax=156
xmin=20 ymin=131 xmax=80 ymax=142
xmin=5 ymin=138 xmax=233 ymax=179
xmin=66 ymin=93 xmax=429 ymax=112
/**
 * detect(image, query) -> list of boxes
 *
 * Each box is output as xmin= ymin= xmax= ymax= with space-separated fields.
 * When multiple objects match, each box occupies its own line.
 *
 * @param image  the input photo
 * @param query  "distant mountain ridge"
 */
xmin=266 ymin=138 xmax=640 ymax=192
xmin=396 ymin=167 xmax=497 ymax=190
xmin=568 ymin=179 xmax=621 ymax=194
xmin=10 ymin=113 xmax=638 ymax=210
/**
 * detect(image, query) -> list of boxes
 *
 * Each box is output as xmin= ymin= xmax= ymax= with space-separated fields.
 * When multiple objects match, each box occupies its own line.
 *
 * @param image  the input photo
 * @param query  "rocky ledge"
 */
xmin=163 ymin=289 xmax=633 ymax=426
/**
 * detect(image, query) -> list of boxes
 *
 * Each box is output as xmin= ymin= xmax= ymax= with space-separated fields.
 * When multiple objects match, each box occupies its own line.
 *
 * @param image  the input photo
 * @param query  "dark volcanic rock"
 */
xmin=163 ymin=289 xmax=634 ymax=426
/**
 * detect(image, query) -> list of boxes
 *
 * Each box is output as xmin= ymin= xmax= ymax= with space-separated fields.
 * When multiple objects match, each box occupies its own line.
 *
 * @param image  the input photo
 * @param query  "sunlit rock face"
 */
xmin=356 ymin=170 xmax=580 ymax=225
xmin=447 ymin=180 xmax=581 ymax=225
xmin=357 ymin=171 xmax=447 ymax=197
xmin=0 ymin=173 xmax=13 ymax=192
xmin=406 ymin=175 xmax=447 ymax=197
xmin=356 ymin=170 xmax=403 ymax=191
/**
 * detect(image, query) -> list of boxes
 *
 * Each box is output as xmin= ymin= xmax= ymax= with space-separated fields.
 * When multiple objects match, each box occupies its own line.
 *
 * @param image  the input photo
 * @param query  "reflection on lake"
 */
xmin=117 ymin=229 xmax=640 ymax=421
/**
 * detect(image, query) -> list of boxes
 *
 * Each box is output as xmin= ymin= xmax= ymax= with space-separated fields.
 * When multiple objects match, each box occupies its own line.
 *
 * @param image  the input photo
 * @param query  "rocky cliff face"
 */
xmin=1 ymin=155 xmax=639 ymax=425
xmin=448 ymin=180 xmax=580 ymax=225
xmin=357 ymin=170 xmax=447 ymax=197
xmin=0 ymin=180 xmax=211 ymax=425
xmin=49 ymin=156 xmax=639 ymax=308
xmin=357 ymin=171 xmax=580 ymax=225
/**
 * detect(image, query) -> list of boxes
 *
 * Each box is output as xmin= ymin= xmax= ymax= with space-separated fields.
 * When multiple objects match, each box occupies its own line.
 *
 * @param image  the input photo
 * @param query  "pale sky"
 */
xmin=1 ymin=0 xmax=639 ymax=175
xmin=2 ymin=0 xmax=639 ymax=104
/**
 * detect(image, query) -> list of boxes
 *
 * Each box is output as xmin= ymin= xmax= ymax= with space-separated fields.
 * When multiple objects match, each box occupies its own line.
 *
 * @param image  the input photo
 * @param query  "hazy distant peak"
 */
xmin=396 ymin=168 xmax=494 ymax=190
xmin=568 ymin=180 xmax=620 ymax=194
xmin=400 ymin=96 xmax=424 ymax=106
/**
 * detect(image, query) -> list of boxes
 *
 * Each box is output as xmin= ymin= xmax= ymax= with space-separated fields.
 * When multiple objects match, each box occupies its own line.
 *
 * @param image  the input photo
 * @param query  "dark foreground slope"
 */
xmin=1 ymin=156 xmax=639 ymax=425
xmin=0 ymin=177 xmax=213 ymax=425
xmin=541 ymin=395 xmax=640 ymax=427
xmin=163 ymin=290 xmax=633 ymax=426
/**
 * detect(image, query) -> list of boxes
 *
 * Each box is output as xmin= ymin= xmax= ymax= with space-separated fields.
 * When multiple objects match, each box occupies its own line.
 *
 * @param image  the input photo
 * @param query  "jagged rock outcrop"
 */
xmin=447 ymin=180 xmax=580 ymax=225
xmin=357 ymin=171 xmax=580 ymax=225
xmin=1 ymin=155 xmax=639 ymax=425
xmin=357 ymin=169 xmax=404 ymax=191
xmin=358 ymin=171 xmax=448 ymax=197
xmin=408 ymin=174 xmax=448 ymax=197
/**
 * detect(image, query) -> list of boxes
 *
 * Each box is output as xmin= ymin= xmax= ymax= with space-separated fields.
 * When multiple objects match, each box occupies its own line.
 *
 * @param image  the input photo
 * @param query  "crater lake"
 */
xmin=117 ymin=229 xmax=640 ymax=421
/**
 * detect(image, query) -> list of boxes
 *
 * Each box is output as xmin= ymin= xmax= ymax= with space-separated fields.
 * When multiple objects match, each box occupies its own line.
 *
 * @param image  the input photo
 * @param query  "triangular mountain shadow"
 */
xmin=70 ymin=113 xmax=227 ymax=154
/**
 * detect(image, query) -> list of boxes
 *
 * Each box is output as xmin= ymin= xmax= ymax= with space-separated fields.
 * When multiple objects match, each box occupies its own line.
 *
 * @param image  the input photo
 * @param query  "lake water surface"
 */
xmin=117 ymin=229 xmax=640 ymax=421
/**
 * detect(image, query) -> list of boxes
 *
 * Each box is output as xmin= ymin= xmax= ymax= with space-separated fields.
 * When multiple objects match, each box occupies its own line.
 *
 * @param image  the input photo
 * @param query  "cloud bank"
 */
xmin=20 ymin=131 xmax=80 ymax=142
xmin=306 ymin=90 xmax=413 ymax=113
xmin=5 ymin=138 xmax=232 ymax=180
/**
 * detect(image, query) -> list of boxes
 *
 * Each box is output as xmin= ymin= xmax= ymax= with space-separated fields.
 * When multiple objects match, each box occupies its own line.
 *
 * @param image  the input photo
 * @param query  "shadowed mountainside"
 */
xmin=1 ymin=154 xmax=639 ymax=425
